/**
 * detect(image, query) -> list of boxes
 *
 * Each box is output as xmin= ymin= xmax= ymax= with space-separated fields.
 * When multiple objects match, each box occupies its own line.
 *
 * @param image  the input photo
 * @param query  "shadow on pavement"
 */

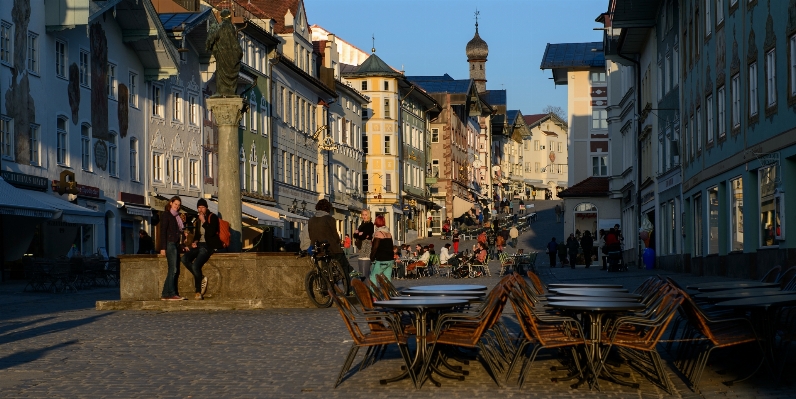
xmin=0 ymin=339 xmax=79 ymax=370
xmin=0 ymin=313 xmax=109 ymax=346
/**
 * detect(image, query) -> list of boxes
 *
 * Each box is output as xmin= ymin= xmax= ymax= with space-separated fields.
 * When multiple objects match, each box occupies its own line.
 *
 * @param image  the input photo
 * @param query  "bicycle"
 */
xmin=300 ymin=241 xmax=350 ymax=308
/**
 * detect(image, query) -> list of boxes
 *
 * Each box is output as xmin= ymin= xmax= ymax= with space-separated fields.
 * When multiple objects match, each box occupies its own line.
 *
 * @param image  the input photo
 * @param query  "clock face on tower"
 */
xmin=549 ymin=151 xmax=556 ymax=163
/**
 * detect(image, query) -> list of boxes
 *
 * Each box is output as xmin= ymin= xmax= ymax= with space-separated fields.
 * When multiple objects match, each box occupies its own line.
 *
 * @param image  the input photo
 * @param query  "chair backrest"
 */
xmin=674 ymin=287 xmax=718 ymax=345
xmin=365 ymin=279 xmax=388 ymax=301
xmin=761 ymin=265 xmax=782 ymax=283
xmin=778 ymin=266 xmax=796 ymax=289
xmin=498 ymin=252 xmax=511 ymax=265
xmin=375 ymin=273 xmax=400 ymax=298
xmin=351 ymin=279 xmax=375 ymax=310
xmin=526 ymin=270 xmax=545 ymax=295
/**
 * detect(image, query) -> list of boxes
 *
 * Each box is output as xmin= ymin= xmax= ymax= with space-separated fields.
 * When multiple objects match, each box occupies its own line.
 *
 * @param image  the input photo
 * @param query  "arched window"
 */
xmin=575 ymin=203 xmax=597 ymax=212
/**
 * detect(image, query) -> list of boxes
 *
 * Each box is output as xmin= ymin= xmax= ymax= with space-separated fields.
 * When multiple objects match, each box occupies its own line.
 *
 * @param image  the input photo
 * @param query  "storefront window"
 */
xmin=693 ymin=194 xmax=703 ymax=256
xmin=731 ymin=177 xmax=743 ymax=251
xmin=708 ymin=187 xmax=719 ymax=254
xmin=760 ymin=165 xmax=779 ymax=247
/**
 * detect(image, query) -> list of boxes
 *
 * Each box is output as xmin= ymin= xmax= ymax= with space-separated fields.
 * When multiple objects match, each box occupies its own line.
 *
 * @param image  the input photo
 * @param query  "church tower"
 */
xmin=466 ymin=14 xmax=488 ymax=93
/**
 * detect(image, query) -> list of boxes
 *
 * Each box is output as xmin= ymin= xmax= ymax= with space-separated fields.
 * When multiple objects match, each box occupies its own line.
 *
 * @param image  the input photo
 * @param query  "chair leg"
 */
xmin=518 ymin=345 xmax=543 ymax=388
xmin=335 ymin=345 xmax=360 ymax=388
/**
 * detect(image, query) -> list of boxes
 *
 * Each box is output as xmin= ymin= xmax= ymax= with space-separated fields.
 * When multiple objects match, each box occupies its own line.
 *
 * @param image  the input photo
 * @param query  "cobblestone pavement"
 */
xmin=1 ymin=207 xmax=794 ymax=398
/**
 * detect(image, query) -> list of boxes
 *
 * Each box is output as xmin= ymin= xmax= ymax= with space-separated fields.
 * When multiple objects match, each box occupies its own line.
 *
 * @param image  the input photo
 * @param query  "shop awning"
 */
xmin=0 ymin=177 xmax=57 ymax=219
xmin=118 ymin=202 xmax=152 ymax=217
xmin=178 ymin=196 xmax=220 ymax=214
xmin=257 ymin=205 xmax=308 ymax=224
xmin=452 ymin=196 xmax=476 ymax=218
xmin=24 ymin=189 xmax=103 ymax=224
xmin=241 ymin=203 xmax=282 ymax=227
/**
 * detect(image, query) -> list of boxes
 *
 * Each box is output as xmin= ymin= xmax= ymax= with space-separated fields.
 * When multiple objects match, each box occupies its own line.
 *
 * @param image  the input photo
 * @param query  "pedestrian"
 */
xmin=580 ymin=230 xmax=594 ymax=269
xmin=509 ymin=225 xmax=519 ymax=248
xmin=485 ymin=224 xmax=497 ymax=260
xmin=452 ymin=228 xmax=460 ymax=253
xmin=352 ymin=210 xmax=374 ymax=279
xmin=546 ymin=237 xmax=558 ymax=267
xmin=557 ymin=238 xmax=568 ymax=266
xmin=496 ymin=233 xmax=505 ymax=255
xmin=137 ymin=230 xmax=154 ymax=254
xmin=509 ymin=200 xmax=514 ymax=214
xmin=343 ymin=234 xmax=351 ymax=256
xmin=180 ymin=198 xmax=221 ymax=300
xmin=442 ymin=218 xmax=451 ymax=239
xmin=555 ymin=204 xmax=562 ymax=223
xmin=518 ymin=199 xmax=525 ymax=214
xmin=369 ymin=215 xmax=394 ymax=285
xmin=566 ymin=234 xmax=579 ymax=269
xmin=308 ymin=199 xmax=353 ymax=278
xmin=159 ymin=196 xmax=186 ymax=301
xmin=598 ymin=229 xmax=608 ymax=270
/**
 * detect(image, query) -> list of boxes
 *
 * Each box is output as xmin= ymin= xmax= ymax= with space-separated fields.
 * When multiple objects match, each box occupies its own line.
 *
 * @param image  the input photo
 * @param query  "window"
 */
xmin=749 ymin=62 xmax=759 ymax=116
xmin=384 ymin=98 xmax=391 ymax=118
xmin=288 ymin=92 xmax=294 ymax=126
xmin=673 ymin=46 xmax=680 ymax=86
xmin=591 ymin=156 xmax=608 ymax=176
xmin=262 ymin=160 xmax=269 ymax=195
xmin=716 ymin=0 xmax=724 ymax=24
xmin=534 ymin=162 xmax=540 ymax=173
xmin=250 ymin=162 xmax=257 ymax=192
xmin=0 ymin=21 xmax=10 ymax=64
xmin=153 ymin=152 xmax=163 ymax=182
xmin=731 ymin=177 xmax=743 ymax=251
xmin=173 ymin=156 xmax=183 ymax=185
xmin=730 ymin=74 xmax=740 ymax=128
xmin=79 ymin=50 xmax=89 ymax=87
xmin=130 ymin=138 xmax=139 ymax=181
xmin=591 ymin=109 xmax=607 ymax=129
xmin=188 ymin=95 xmax=198 ymax=125
xmin=189 ymin=159 xmax=198 ymax=188
xmin=279 ymin=87 xmax=285 ymax=120
xmin=250 ymin=99 xmax=257 ymax=132
xmin=705 ymin=0 xmax=712 ymax=37
xmin=151 ymin=85 xmax=162 ymax=117
xmin=129 ymin=72 xmax=138 ymax=107
xmin=706 ymin=95 xmax=714 ymax=143
xmin=55 ymin=40 xmax=66 ymax=78
xmin=384 ymin=81 xmax=389 ymax=90
xmin=172 ymin=90 xmax=182 ymax=122
xmin=666 ymin=53 xmax=672 ymax=93
xmin=204 ymin=150 xmax=213 ymax=180
xmin=385 ymin=173 xmax=392 ymax=192
xmin=431 ymin=159 xmax=439 ymax=177
xmin=107 ymin=63 xmax=116 ymax=99
xmin=708 ymin=186 xmax=719 ymax=254
xmin=81 ymin=124 xmax=91 ymax=170
xmin=694 ymin=194 xmax=704 ymax=256
xmin=696 ymin=107 xmax=702 ymax=152
xmin=534 ymin=140 xmax=539 ymax=151
xmin=28 ymin=124 xmax=39 ymax=166
xmin=384 ymin=135 xmax=391 ymax=154
xmin=108 ymin=132 xmax=117 ymax=177
xmin=717 ymin=86 xmax=726 ymax=137
xmin=56 ymin=117 xmax=67 ymax=165
xmin=26 ymin=32 xmax=37 ymax=73
xmin=361 ymin=80 xmax=368 ymax=90
xmin=766 ymin=49 xmax=777 ymax=107
xmin=760 ymin=165 xmax=779 ymax=246
xmin=293 ymin=155 xmax=299 ymax=186
xmin=790 ymin=35 xmax=796 ymax=96
xmin=657 ymin=60 xmax=664 ymax=99
xmin=590 ymin=71 xmax=606 ymax=83
xmin=431 ymin=128 xmax=439 ymax=143
xmin=1 ymin=116 xmax=12 ymax=160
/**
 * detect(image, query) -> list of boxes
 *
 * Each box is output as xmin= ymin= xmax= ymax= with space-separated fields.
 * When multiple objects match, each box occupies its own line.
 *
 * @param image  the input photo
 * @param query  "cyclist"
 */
xmin=308 ymin=199 xmax=352 ymax=277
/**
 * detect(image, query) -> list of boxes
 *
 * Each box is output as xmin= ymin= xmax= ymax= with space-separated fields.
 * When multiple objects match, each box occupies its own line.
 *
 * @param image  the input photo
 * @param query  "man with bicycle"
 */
xmin=308 ymin=199 xmax=353 ymax=277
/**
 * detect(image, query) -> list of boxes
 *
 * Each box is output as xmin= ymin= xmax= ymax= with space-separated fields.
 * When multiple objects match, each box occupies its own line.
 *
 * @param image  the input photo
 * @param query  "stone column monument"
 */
xmin=206 ymin=10 xmax=244 ymax=252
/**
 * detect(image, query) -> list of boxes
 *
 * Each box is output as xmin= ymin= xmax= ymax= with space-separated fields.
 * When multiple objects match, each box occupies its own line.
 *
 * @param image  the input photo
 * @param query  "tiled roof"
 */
xmin=248 ymin=0 xmax=300 ymax=34
xmin=347 ymin=53 xmax=402 ymax=76
xmin=481 ymin=90 xmax=506 ymax=107
xmin=340 ymin=63 xmax=358 ymax=74
xmin=406 ymin=77 xmax=472 ymax=95
xmin=523 ymin=114 xmax=546 ymax=126
xmin=407 ymin=73 xmax=455 ymax=81
xmin=506 ymin=110 xmax=519 ymax=124
xmin=557 ymin=177 xmax=610 ymax=198
xmin=540 ymin=42 xmax=605 ymax=69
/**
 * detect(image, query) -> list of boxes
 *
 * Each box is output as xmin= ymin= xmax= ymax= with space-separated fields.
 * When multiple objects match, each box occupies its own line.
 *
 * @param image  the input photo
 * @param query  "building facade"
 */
xmin=521 ymin=113 xmax=570 ymax=200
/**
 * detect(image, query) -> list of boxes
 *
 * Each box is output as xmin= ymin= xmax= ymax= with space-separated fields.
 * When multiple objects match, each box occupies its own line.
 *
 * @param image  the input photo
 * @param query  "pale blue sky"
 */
xmin=304 ymin=0 xmax=606 ymax=116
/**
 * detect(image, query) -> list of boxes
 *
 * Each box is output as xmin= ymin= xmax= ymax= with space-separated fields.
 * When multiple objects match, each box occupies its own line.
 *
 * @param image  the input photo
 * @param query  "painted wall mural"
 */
xmin=4 ymin=0 xmax=35 ymax=164
xmin=90 ymin=23 xmax=109 ymax=141
xmin=69 ymin=63 xmax=81 ymax=121
xmin=118 ymin=84 xmax=129 ymax=138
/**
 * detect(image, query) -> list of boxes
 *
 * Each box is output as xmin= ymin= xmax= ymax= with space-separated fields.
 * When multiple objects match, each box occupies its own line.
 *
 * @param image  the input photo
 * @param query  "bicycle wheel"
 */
xmin=304 ymin=269 xmax=332 ymax=308
xmin=328 ymin=259 xmax=350 ymax=296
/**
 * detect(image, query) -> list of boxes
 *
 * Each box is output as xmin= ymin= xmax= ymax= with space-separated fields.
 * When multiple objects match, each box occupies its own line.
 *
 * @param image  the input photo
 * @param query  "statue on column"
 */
xmin=206 ymin=9 xmax=242 ymax=97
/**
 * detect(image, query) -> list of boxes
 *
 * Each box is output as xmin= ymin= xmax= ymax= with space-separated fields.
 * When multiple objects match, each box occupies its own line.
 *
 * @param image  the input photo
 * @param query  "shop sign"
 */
xmin=51 ymin=180 xmax=100 ymax=198
xmin=641 ymin=190 xmax=655 ymax=205
xmin=120 ymin=192 xmax=146 ymax=205
xmin=1 ymin=171 xmax=48 ymax=191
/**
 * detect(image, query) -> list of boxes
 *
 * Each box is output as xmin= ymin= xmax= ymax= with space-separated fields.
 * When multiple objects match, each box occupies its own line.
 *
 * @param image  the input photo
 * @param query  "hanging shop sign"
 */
xmin=1 ymin=171 xmax=48 ymax=191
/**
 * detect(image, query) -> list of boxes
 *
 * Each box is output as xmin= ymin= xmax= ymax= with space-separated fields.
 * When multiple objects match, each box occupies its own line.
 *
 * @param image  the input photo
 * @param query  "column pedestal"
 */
xmin=207 ymin=97 xmax=243 ymax=252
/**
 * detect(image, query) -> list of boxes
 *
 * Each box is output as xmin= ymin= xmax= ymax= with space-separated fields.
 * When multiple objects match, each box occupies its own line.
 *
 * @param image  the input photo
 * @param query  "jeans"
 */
xmin=161 ymin=242 xmax=180 ymax=297
xmin=181 ymin=242 xmax=212 ymax=293
xmin=371 ymin=260 xmax=393 ymax=285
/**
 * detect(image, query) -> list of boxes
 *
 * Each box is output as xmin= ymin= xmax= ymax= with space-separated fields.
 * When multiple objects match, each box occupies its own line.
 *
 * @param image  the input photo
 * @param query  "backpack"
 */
xmin=215 ymin=214 xmax=231 ymax=248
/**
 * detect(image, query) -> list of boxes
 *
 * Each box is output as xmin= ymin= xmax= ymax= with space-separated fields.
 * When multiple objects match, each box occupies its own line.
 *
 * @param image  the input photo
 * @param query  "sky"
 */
xmin=304 ymin=0 xmax=607 ymax=117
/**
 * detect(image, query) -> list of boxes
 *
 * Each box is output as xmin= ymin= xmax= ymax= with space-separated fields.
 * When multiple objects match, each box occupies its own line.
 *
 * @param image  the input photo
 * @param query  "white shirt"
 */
xmin=440 ymin=247 xmax=453 ymax=264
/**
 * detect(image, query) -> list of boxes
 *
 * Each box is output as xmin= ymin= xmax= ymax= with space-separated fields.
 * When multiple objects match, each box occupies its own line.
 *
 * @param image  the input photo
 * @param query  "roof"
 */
xmin=248 ymin=0 xmax=301 ymax=34
xmin=523 ymin=114 xmax=546 ymax=126
xmin=346 ymin=53 xmax=402 ymax=77
xmin=340 ymin=63 xmax=358 ymax=74
xmin=557 ymin=177 xmax=610 ymax=198
xmin=506 ymin=110 xmax=519 ymax=124
xmin=406 ymin=77 xmax=472 ymax=95
xmin=406 ymin=73 xmax=455 ymax=81
xmin=481 ymin=90 xmax=506 ymax=107
xmin=159 ymin=12 xmax=207 ymax=30
xmin=540 ymin=42 xmax=605 ymax=69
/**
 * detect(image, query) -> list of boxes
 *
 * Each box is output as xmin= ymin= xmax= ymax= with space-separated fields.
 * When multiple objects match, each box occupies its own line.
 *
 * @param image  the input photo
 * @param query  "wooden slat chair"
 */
xmin=375 ymin=273 xmax=401 ymax=299
xmin=671 ymin=287 xmax=765 ymax=393
xmin=497 ymin=252 xmax=514 ymax=277
xmin=330 ymin=289 xmax=416 ymax=388
xmin=525 ymin=271 xmax=546 ymax=296
xmin=515 ymin=252 xmax=538 ymax=274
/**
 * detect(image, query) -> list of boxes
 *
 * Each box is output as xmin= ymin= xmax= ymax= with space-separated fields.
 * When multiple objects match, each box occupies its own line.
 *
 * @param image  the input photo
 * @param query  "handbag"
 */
xmin=354 ymin=238 xmax=363 ymax=250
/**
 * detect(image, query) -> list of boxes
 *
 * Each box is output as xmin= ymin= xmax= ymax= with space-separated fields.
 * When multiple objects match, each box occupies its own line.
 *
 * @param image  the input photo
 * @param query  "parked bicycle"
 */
xmin=300 ymin=241 xmax=350 ymax=308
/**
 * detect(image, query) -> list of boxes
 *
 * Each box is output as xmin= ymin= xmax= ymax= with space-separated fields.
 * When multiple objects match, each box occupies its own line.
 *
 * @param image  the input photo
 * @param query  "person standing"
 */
xmin=557 ymin=238 xmax=569 ymax=266
xmin=566 ymin=234 xmax=579 ymax=269
xmin=518 ymin=199 xmax=525 ymax=214
xmin=160 ymin=196 xmax=186 ymax=300
xmin=509 ymin=225 xmax=519 ymax=248
xmin=343 ymin=234 xmax=352 ymax=256
xmin=580 ymin=230 xmax=594 ymax=269
xmin=353 ymin=210 xmax=374 ymax=279
xmin=308 ymin=199 xmax=353 ymax=277
xmin=369 ymin=215 xmax=394 ymax=285
xmin=546 ymin=237 xmax=558 ymax=267
xmin=180 ymin=199 xmax=220 ymax=300
xmin=485 ymin=223 xmax=497 ymax=260
xmin=555 ymin=204 xmax=562 ymax=223
xmin=137 ymin=230 xmax=154 ymax=254
xmin=452 ymin=228 xmax=460 ymax=253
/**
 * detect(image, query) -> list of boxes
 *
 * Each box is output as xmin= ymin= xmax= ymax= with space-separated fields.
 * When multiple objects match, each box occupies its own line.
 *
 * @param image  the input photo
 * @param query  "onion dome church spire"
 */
xmin=466 ymin=11 xmax=488 ymax=93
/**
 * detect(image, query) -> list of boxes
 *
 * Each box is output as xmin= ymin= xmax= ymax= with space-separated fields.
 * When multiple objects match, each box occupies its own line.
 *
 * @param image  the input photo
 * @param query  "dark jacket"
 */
xmin=566 ymin=238 xmax=579 ymax=254
xmin=191 ymin=211 xmax=223 ymax=251
xmin=370 ymin=228 xmax=394 ymax=262
xmin=353 ymin=221 xmax=374 ymax=242
xmin=580 ymin=235 xmax=594 ymax=250
xmin=159 ymin=210 xmax=183 ymax=249
xmin=137 ymin=235 xmax=154 ymax=254
xmin=308 ymin=211 xmax=343 ymax=254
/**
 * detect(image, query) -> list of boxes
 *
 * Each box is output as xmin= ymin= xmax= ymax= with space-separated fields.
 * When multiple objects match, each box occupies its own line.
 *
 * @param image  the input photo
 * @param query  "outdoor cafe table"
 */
xmin=548 ymin=283 xmax=624 ymax=289
xmin=373 ymin=298 xmax=471 ymax=388
xmin=547 ymin=289 xmax=641 ymax=299
xmin=698 ymin=288 xmax=793 ymax=302
xmin=545 ymin=296 xmax=639 ymax=302
xmin=403 ymin=284 xmax=487 ymax=292
xmin=687 ymin=281 xmax=781 ymax=292
xmin=714 ymin=294 xmax=796 ymax=374
xmin=399 ymin=290 xmax=485 ymax=297
xmin=547 ymin=300 xmax=647 ymax=389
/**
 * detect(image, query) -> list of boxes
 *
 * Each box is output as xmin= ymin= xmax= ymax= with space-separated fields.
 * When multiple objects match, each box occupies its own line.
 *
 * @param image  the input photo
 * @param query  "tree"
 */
xmin=542 ymin=105 xmax=567 ymax=121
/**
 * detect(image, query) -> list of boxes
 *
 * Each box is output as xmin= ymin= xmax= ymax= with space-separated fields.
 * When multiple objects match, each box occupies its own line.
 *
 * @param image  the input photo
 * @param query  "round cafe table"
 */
xmin=390 ymin=295 xmax=481 ymax=301
xmin=698 ymin=288 xmax=791 ymax=301
xmin=404 ymin=284 xmax=488 ymax=292
xmin=547 ymin=288 xmax=640 ymax=299
xmin=687 ymin=281 xmax=780 ymax=292
xmin=548 ymin=283 xmax=624 ymax=289
xmin=374 ymin=298 xmax=471 ymax=387
xmin=545 ymin=296 xmax=639 ymax=302
xmin=399 ymin=290 xmax=485 ymax=297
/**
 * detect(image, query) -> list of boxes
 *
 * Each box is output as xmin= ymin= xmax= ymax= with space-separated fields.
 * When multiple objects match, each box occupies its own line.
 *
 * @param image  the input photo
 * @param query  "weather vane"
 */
xmin=371 ymin=34 xmax=376 ymax=53
xmin=474 ymin=9 xmax=480 ymax=30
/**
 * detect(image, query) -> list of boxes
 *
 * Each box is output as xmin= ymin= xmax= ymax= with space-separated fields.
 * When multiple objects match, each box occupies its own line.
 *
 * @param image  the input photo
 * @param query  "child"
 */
xmin=343 ymin=234 xmax=351 ymax=256
xmin=393 ymin=245 xmax=404 ymax=279
xmin=452 ymin=229 xmax=460 ymax=253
